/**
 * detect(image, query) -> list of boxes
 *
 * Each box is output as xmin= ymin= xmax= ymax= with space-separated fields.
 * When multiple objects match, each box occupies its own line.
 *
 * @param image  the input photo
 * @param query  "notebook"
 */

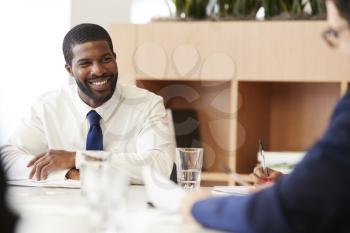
xmin=7 ymin=179 xmax=80 ymax=189
xmin=211 ymin=186 xmax=256 ymax=196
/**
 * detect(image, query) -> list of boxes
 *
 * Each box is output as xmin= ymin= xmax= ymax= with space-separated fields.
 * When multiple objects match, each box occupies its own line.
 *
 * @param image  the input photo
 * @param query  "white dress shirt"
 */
xmin=0 ymin=83 xmax=175 ymax=183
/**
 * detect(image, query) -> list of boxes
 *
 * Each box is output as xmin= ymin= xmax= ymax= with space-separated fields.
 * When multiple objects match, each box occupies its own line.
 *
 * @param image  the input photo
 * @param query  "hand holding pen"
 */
xmin=258 ymin=139 xmax=268 ymax=176
xmin=253 ymin=139 xmax=283 ymax=185
xmin=252 ymin=166 xmax=283 ymax=185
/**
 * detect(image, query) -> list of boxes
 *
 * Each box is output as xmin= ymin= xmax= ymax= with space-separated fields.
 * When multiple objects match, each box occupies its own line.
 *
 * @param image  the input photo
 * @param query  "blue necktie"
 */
xmin=86 ymin=110 xmax=103 ymax=150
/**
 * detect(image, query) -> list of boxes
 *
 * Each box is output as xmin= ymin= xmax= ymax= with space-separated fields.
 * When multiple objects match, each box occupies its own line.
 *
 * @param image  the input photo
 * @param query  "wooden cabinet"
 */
xmin=109 ymin=21 xmax=350 ymax=184
xmin=236 ymin=81 xmax=340 ymax=173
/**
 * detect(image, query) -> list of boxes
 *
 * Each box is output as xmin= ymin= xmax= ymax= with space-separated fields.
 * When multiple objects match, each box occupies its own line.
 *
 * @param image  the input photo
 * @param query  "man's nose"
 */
xmin=91 ymin=62 xmax=105 ymax=76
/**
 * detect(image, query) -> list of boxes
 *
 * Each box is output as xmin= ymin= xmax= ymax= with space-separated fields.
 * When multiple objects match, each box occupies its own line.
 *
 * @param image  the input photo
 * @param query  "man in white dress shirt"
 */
xmin=0 ymin=23 xmax=174 ymax=183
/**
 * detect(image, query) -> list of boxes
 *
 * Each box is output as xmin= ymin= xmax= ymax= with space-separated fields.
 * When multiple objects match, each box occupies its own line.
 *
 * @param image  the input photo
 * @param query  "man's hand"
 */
xmin=27 ymin=150 xmax=76 ymax=180
xmin=65 ymin=168 xmax=80 ymax=180
xmin=252 ymin=166 xmax=284 ymax=186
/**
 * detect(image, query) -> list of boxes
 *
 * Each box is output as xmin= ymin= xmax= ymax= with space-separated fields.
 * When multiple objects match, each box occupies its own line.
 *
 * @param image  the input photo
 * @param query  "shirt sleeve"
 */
xmin=0 ymin=103 xmax=68 ymax=181
xmin=191 ymin=93 xmax=350 ymax=233
xmin=106 ymin=95 xmax=175 ymax=184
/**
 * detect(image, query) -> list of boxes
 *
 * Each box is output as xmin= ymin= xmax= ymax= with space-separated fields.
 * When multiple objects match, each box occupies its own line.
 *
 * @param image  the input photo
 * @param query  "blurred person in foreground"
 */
xmin=181 ymin=1 xmax=350 ymax=232
xmin=0 ymin=160 xmax=18 ymax=233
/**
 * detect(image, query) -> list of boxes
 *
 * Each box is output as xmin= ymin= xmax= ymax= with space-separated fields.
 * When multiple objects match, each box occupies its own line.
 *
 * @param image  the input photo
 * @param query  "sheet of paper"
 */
xmin=211 ymin=186 xmax=255 ymax=196
xmin=257 ymin=151 xmax=305 ymax=174
xmin=142 ymin=166 xmax=185 ymax=213
xmin=7 ymin=179 xmax=80 ymax=189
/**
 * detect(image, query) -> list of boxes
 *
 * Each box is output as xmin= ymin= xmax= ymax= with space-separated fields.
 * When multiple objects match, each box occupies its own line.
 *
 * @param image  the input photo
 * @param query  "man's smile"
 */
xmin=87 ymin=76 xmax=113 ymax=91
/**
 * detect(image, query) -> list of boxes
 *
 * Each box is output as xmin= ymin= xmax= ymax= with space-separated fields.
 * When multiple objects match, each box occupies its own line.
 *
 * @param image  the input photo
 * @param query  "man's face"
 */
xmin=326 ymin=1 xmax=350 ymax=56
xmin=65 ymin=40 xmax=118 ymax=108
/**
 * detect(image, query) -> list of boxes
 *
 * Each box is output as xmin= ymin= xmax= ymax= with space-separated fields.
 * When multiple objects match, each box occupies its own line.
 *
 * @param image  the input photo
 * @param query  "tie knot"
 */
xmin=87 ymin=110 xmax=101 ymax=126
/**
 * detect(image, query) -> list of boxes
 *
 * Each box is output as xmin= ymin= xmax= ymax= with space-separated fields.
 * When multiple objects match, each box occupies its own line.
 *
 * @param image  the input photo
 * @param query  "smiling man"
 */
xmin=0 ymin=23 xmax=174 ymax=183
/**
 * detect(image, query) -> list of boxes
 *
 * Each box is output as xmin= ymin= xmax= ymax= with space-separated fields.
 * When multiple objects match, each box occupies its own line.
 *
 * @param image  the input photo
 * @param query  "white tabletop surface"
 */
xmin=7 ymin=185 xmax=221 ymax=233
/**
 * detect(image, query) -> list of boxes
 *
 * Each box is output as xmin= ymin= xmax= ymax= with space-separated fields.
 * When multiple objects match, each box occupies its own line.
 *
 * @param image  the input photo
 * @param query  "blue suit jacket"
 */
xmin=192 ymin=91 xmax=350 ymax=233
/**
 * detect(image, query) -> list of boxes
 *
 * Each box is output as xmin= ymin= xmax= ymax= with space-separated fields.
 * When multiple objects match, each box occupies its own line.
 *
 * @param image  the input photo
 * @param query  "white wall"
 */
xmin=0 ymin=0 xmax=71 ymax=144
xmin=131 ymin=0 xmax=175 ymax=23
xmin=70 ymin=0 xmax=175 ymax=26
xmin=70 ymin=0 xmax=131 ymax=28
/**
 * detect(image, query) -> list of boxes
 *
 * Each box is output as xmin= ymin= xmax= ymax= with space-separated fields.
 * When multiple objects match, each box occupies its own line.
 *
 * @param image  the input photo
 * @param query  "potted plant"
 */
xmin=172 ymin=0 xmax=326 ymax=20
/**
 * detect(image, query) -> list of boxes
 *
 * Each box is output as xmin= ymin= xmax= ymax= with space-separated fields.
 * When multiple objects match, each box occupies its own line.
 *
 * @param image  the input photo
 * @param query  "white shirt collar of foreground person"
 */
xmin=1 ymin=83 xmax=175 ymax=184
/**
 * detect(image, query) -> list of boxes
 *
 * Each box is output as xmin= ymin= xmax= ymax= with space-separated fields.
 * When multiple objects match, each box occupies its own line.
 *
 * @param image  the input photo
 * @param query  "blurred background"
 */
xmin=1 ymin=0 xmax=346 ymax=180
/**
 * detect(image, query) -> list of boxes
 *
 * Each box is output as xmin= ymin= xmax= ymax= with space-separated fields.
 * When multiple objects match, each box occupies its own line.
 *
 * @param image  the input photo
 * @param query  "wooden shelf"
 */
xmin=201 ymin=172 xmax=229 ymax=181
xmin=136 ymin=80 xmax=232 ymax=173
xmin=201 ymin=172 xmax=253 ymax=187
xmin=236 ymin=81 xmax=340 ymax=173
xmin=109 ymin=22 xmax=350 ymax=183
xmin=109 ymin=21 xmax=350 ymax=84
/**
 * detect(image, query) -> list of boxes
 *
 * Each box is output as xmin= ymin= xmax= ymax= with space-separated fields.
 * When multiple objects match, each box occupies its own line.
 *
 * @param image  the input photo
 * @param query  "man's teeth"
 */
xmin=91 ymin=80 xmax=108 ymax=86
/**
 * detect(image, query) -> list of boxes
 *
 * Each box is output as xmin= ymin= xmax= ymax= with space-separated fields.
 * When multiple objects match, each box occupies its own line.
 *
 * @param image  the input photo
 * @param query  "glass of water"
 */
xmin=79 ymin=151 xmax=128 ymax=232
xmin=176 ymin=148 xmax=203 ymax=191
xmin=78 ymin=150 xmax=111 ymax=197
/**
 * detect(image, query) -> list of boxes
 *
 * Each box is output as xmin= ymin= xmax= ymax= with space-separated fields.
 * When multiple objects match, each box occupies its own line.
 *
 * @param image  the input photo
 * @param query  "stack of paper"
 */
xmin=7 ymin=179 xmax=80 ymax=188
xmin=257 ymin=151 xmax=306 ymax=174
xmin=211 ymin=186 xmax=256 ymax=196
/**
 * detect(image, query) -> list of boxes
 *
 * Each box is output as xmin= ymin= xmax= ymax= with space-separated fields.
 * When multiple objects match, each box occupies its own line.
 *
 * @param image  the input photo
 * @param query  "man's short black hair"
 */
xmin=331 ymin=0 xmax=350 ymax=26
xmin=62 ymin=23 xmax=114 ymax=65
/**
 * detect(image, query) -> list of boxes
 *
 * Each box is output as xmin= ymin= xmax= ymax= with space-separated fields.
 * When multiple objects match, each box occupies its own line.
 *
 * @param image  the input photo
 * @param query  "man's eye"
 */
xmin=79 ymin=62 xmax=91 ymax=67
xmin=102 ymin=57 xmax=112 ymax=63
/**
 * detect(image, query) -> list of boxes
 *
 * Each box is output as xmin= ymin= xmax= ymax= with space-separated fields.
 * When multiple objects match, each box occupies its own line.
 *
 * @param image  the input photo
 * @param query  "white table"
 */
xmin=7 ymin=185 xmax=221 ymax=233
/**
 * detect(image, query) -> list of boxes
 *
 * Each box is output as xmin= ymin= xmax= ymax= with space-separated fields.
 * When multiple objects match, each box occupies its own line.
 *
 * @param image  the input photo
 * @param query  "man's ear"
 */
xmin=113 ymin=52 xmax=117 ymax=59
xmin=65 ymin=64 xmax=74 ymax=77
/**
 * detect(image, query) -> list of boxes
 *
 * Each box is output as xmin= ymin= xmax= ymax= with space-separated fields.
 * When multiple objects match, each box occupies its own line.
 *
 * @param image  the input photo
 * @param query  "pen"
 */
xmin=258 ymin=139 xmax=269 ymax=177
xmin=220 ymin=164 xmax=251 ymax=186
xmin=147 ymin=201 xmax=155 ymax=208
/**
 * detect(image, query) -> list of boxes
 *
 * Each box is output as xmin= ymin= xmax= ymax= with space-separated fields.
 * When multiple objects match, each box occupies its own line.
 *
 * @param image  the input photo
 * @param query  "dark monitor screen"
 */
xmin=171 ymin=109 xmax=202 ymax=148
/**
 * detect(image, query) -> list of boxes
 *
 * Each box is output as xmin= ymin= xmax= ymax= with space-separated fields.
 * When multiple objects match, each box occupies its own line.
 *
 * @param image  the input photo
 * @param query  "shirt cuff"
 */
xmin=75 ymin=151 xmax=83 ymax=169
xmin=46 ymin=169 xmax=70 ymax=181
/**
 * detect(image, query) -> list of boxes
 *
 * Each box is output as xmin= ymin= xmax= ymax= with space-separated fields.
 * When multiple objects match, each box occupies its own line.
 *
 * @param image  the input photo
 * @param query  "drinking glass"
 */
xmin=79 ymin=151 xmax=128 ymax=233
xmin=176 ymin=148 xmax=203 ymax=191
xmin=78 ymin=151 xmax=111 ymax=197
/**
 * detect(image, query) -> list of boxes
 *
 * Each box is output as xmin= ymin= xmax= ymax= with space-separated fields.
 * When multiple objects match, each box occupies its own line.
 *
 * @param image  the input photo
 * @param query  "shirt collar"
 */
xmin=73 ymin=84 xmax=121 ymax=122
